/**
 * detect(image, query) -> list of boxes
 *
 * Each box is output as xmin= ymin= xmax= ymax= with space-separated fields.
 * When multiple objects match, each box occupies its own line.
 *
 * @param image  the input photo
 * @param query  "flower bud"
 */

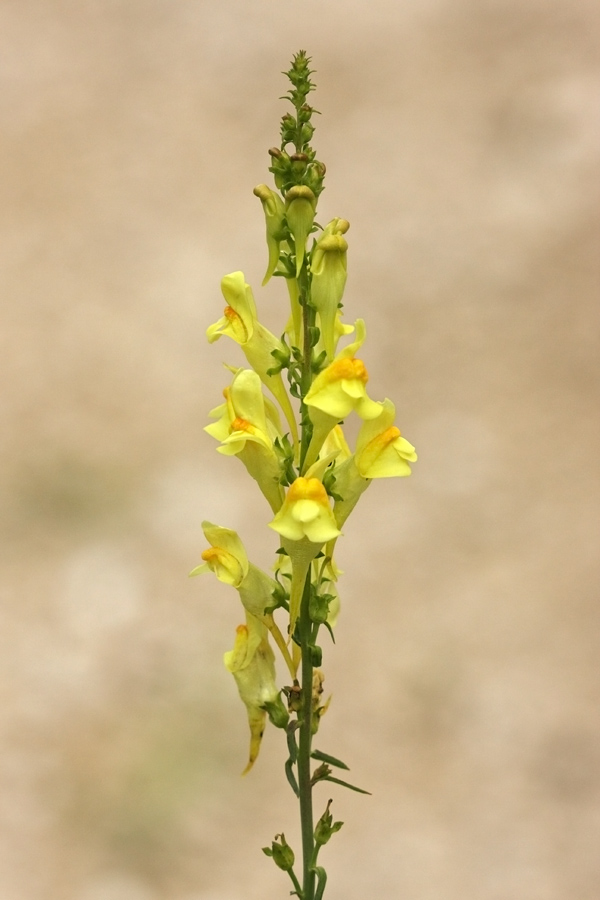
xmin=263 ymin=693 xmax=290 ymax=729
xmin=263 ymin=833 xmax=295 ymax=871
xmin=311 ymin=219 xmax=350 ymax=360
xmin=285 ymin=185 xmax=317 ymax=276
xmin=268 ymin=147 xmax=291 ymax=191
xmin=290 ymin=152 xmax=309 ymax=176
xmin=314 ymin=800 xmax=343 ymax=847
xmin=253 ymin=184 xmax=286 ymax=285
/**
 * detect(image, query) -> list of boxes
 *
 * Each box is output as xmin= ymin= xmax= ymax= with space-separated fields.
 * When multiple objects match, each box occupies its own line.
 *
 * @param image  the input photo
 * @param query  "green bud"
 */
xmin=309 ymin=590 xmax=330 ymax=624
xmin=280 ymin=112 xmax=297 ymax=148
xmin=290 ymin=152 xmax=309 ymax=176
xmin=263 ymin=693 xmax=290 ymax=729
xmin=285 ymin=185 xmax=316 ymax=276
xmin=304 ymin=160 xmax=326 ymax=197
xmin=314 ymin=800 xmax=343 ymax=847
xmin=268 ymin=147 xmax=291 ymax=191
xmin=298 ymin=103 xmax=313 ymax=124
xmin=300 ymin=122 xmax=315 ymax=144
xmin=263 ymin=833 xmax=295 ymax=871
xmin=310 ymin=644 xmax=322 ymax=666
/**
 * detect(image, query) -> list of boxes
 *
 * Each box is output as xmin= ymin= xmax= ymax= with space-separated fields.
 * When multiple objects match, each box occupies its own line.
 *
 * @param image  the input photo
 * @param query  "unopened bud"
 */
xmin=263 ymin=833 xmax=295 ymax=871
xmin=285 ymin=185 xmax=317 ymax=276
xmin=253 ymin=184 xmax=286 ymax=285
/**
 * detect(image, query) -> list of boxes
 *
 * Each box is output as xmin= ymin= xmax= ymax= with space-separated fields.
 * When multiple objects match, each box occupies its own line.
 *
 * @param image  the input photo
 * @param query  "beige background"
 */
xmin=1 ymin=1 xmax=599 ymax=898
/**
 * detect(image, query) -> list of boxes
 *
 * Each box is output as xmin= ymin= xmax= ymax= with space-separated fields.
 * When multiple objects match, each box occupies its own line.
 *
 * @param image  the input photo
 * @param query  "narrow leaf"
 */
xmin=285 ymin=757 xmax=300 ymax=797
xmin=311 ymin=749 xmax=350 ymax=771
xmin=322 ymin=775 xmax=371 ymax=795
xmin=286 ymin=723 xmax=299 ymax=764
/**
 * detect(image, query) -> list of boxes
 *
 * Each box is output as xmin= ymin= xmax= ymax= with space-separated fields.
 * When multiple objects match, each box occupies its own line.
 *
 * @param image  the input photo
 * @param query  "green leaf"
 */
xmin=285 ymin=758 xmax=299 ymax=798
xmin=321 ymin=775 xmax=371 ymax=795
xmin=286 ymin=720 xmax=300 ymax=762
xmin=311 ymin=749 xmax=350 ymax=771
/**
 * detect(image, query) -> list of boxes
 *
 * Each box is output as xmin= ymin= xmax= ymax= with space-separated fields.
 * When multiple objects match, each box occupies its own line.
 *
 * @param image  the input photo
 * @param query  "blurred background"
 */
xmin=1 ymin=1 xmax=599 ymax=898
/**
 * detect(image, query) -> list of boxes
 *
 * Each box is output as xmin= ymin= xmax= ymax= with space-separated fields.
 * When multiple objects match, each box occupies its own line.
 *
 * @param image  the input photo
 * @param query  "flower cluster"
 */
xmin=192 ymin=51 xmax=417 ymax=779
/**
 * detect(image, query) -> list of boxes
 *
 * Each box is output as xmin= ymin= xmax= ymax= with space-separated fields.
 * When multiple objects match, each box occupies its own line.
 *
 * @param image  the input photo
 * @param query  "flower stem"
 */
xmin=297 ymin=570 xmax=315 ymax=900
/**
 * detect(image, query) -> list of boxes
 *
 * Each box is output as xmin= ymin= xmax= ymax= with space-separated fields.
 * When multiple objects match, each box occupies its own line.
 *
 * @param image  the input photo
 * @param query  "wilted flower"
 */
xmin=224 ymin=614 xmax=280 ymax=773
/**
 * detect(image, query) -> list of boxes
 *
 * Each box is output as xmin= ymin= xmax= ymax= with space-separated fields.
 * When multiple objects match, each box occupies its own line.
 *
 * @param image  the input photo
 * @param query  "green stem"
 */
xmin=298 ymin=280 xmax=315 ymax=473
xmin=287 ymin=866 xmax=303 ymax=898
xmin=297 ymin=570 xmax=315 ymax=900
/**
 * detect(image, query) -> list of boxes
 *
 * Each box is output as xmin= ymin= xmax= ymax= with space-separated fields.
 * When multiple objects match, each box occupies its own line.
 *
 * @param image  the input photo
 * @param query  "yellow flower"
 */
xmin=205 ymin=369 xmax=285 ymax=512
xmin=190 ymin=521 xmax=248 ymax=587
xmin=269 ymin=477 xmax=341 ymax=646
xmin=331 ymin=399 xmax=417 ymax=530
xmin=320 ymin=424 xmax=352 ymax=462
xmin=302 ymin=320 xmax=381 ymax=469
xmin=190 ymin=521 xmax=274 ymax=616
xmin=206 ymin=272 xmax=298 ymax=446
xmin=305 ymin=355 xmax=381 ymax=422
xmin=269 ymin=477 xmax=340 ymax=544
xmin=224 ymin=614 xmax=279 ymax=774
xmin=355 ymin=398 xmax=417 ymax=478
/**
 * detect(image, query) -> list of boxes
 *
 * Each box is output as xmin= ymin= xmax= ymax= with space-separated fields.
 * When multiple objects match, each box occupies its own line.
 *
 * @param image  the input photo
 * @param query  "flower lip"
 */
xmin=268 ymin=476 xmax=341 ymax=543
xmin=287 ymin=477 xmax=330 ymax=505
xmin=325 ymin=358 xmax=368 ymax=385
xmin=200 ymin=546 xmax=245 ymax=584
xmin=230 ymin=416 xmax=255 ymax=434
xmin=224 ymin=306 xmax=249 ymax=341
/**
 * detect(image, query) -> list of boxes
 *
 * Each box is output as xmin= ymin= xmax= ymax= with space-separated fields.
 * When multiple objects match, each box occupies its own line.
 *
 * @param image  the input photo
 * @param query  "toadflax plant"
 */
xmin=191 ymin=51 xmax=417 ymax=900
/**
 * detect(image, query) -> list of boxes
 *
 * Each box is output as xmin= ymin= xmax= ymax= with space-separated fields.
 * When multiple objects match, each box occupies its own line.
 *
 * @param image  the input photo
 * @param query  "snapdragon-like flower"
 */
xmin=269 ymin=477 xmax=340 ymax=544
xmin=332 ymin=399 xmax=417 ymax=530
xmin=355 ymin=398 xmax=417 ymax=479
xmin=207 ymin=271 xmax=298 ymax=446
xmin=205 ymin=369 xmax=285 ymax=513
xmin=269 ymin=475 xmax=340 ymax=643
xmin=310 ymin=218 xmax=349 ymax=361
xmin=224 ymin=613 xmax=280 ymax=773
xmin=190 ymin=521 xmax=276 ymax=618
xmin=191 ymin=521 xmax=296 ymax=677
xmin=303 ymin=320 xmax=382 ymax=469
